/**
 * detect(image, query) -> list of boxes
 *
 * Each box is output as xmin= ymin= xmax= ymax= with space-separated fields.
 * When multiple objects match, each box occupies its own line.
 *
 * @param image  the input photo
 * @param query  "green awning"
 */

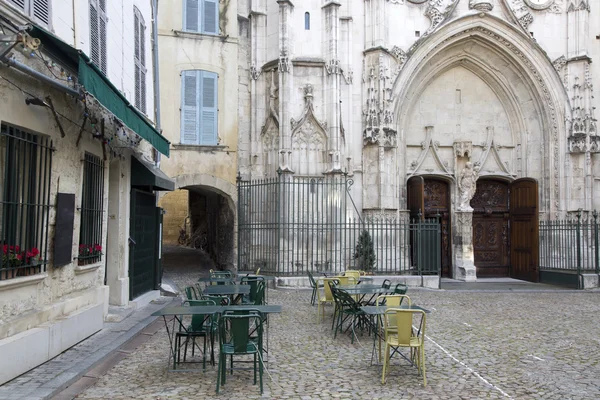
xmin=131 ymin=154 xmax=175 ymax=191
xmin=27 ymin=25 xmax=170 ymax=156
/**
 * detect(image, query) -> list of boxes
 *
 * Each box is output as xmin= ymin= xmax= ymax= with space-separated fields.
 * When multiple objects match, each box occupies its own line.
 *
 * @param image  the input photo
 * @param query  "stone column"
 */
xmin=277 ymin=0 xmax=294 ymax=172
xmin=323 ymin=1 xmax=342 ymax=173
xmin=453 ymin=211 xmax=476 ymax=282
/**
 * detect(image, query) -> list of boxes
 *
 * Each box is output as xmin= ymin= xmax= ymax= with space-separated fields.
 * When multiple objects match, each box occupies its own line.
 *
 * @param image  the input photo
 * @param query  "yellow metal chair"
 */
xmin=316 ymin=278 xmax=339 ymax=323
xmin=381 ymin=308 xmax=427 ymax=387
xmin=375 ymin=295 xmax=411 ymax=361
xmin=344 ymin=270 xmax=361 ymax=281
xmin=335 ymin=275 xmax=357 ymax=285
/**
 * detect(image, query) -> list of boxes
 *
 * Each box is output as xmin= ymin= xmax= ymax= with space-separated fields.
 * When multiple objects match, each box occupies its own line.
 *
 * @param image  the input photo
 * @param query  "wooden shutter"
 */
xmin=181 ymin=71 xmax=199 ymax=144
xmin=184 ymin=0 xmax=199 ymax=32
xmin=133 ymin=8 xmax=146 ymax=113
xmin=89 ymin=1 xmax=99 ymax=67
xmin=32 ymin=0 xmax=50 ymax=25
xmin=202 ymin=0 xmax=218 ymax=35
xmin=89 ymin=0 xmax=107 ymax=74
xmin=200 ymin=71 xmax=218 ymax=145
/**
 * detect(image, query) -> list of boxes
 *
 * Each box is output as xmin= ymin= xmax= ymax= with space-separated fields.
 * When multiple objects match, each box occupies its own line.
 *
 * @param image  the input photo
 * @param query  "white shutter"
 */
xmin=8 ymin=0 xmax=26 ymax=11
xmin=140 ymin=70 xmax=147 ymax=113
xmin=134 ymin=12 xmax=140 ymax=61
xmin=184 ymin=0 xmax=199 ymax=32
xmin=32 ymin=0 xmax=50 ymax=25
xmin=181 ymin=71 xmax=199 ymax=144
xmin=200 ymin=71 xmax=217 ymax=145
xmin=99 ymin=11 xmax=107 ymax=73
xmin=202 ymin=0 xmax=218 ymax=35
xmin=89 ymin=1 xmax=100 ymax=66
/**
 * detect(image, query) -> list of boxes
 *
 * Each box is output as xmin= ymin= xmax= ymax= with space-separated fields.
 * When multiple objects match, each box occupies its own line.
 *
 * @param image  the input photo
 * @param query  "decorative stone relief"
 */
xmin=567 ymin=0 xmax=590 ymax=12
xmin=552 ymin=55 xmax=567 ymax=86
xmin=523 ymin=0 xmax=556 ymax=11
xmin=363 ymin=54 xmax=397 ymax=147
xmin=390 ymin=46 xmax=408 ymax=71
xmin=250 ymin=64 xmax=262 ymax=80
xmin=457 ymin=162 xmax=479 ymax=211
xmin=325 ymin=59 xmax=341 ymax=75
xmin=278 ymin=50 xmax=291 ymax=73
xmin=469 ymin=0 xmax=494 ymax=12
xmin=424 ymin=0 xmax=459 ymax=36
xmin=342 ymin=68 xmax=353 ymax=84
xmin=567 ymin=63 xmax=597 ymax=153
xmin=475 ymin=127 xmax=514 ymax=176
xmin=409 ymin=126 xmax=453 ymax=176
xmin=453 ymin=141 xmax=472 ymax=158
xmin=518 ymin=12 xmax=534 ymax=29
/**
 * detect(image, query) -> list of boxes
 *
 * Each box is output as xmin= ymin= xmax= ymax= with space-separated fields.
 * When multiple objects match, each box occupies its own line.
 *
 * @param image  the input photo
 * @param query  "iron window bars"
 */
xmin=0 ymin=124 xmax=53 ymax=279
xmin=78 ymin=152 xmax=104 ymax=265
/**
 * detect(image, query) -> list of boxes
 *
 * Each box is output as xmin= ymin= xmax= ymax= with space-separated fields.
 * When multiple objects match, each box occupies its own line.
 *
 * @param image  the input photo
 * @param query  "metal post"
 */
xmin=594 ymin=210 xmax=599 ymax=276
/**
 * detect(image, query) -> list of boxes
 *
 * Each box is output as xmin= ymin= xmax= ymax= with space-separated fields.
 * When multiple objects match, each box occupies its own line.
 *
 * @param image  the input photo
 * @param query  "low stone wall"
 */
xmin=275 ymin=275 xmax=440 ymax=290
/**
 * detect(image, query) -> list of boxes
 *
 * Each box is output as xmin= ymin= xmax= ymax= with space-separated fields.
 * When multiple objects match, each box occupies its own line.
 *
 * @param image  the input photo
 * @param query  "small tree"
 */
xmin=354 ymin=230 xmax=376 ymax=271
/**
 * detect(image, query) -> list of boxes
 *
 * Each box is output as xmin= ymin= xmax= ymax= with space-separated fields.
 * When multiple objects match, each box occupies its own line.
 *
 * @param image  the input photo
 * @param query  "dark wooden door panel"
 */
xmin=423 ymin=179 xmax=450 ymax=277
xmin=472 ymin=180 xmax=509 ymax=277
xmin=509 ymin=178 xmax=539 ymax=282
xmin=130 ymin=189 xmax=158 ymax=299
xmin=407 ymin=176 xmax=424 ymax=221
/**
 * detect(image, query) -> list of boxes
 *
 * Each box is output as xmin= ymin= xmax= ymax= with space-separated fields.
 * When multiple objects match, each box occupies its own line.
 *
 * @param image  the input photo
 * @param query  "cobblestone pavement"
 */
xmin=76 ymin=270 xmax=600 ymax=399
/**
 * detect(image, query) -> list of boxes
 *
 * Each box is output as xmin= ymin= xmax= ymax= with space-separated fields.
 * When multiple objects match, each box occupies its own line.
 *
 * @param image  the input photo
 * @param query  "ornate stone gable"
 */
xmin=475 ymin=127 xmax=515 ymax=176
xmin=408 ymin=126 xmax=453 ymax=176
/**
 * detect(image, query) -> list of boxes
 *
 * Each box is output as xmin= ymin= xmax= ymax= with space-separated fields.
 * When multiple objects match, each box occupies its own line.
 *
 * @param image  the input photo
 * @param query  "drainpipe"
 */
xmin=1 ymin=56 xmax=81 ymax=98
xmin=151 ymin=0 xmax=162 ymax=167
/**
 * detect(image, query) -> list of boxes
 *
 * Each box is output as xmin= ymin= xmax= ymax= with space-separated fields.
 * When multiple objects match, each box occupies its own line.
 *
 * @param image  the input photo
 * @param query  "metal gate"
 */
xmin=129 ymin=189 xmax=159 ymax=299
xmin=237 ymin=174 xmax=441 ymax=277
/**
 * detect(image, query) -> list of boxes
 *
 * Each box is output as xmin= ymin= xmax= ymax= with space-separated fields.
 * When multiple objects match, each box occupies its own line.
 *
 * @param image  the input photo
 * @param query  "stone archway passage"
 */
xmin=471 ymin=179 xmax=510 ymax=277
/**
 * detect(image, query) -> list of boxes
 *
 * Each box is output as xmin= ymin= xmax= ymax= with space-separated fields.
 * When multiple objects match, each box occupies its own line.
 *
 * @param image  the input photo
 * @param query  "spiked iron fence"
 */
xmin=539 ymin=210 xmax=599 ymax=288
xmin=237 ymin=174 xmax=441 ymax=276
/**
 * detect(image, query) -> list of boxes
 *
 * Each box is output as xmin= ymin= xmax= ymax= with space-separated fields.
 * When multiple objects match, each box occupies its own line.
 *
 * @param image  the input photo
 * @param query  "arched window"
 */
xmin=305 ymin=12 xmax=310 ymax=30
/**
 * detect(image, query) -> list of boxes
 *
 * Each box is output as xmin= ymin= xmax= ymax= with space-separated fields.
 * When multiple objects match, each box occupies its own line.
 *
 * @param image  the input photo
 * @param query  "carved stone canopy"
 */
xmin=454 ymin=141 xmax=473 ymax=158
xmin=469 ymin=0 xmax=493 ymax=12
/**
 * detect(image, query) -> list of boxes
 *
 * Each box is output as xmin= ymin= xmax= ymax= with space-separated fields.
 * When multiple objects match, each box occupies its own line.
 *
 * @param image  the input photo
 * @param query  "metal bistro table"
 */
xmin=361 ymin=304 xmax=430 ymax=366
xmin=203 ymin=284 xmax=250 ymax=304
xmin=152 ymin=305 xmax=283 ymax=372
xmin=337 ymin=284 xmax=392 ymax=305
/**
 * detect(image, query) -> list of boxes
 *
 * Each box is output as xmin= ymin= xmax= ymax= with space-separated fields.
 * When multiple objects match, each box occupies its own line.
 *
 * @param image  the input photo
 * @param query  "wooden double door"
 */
xmin=408 ymin=177 xmax=539 ymax=281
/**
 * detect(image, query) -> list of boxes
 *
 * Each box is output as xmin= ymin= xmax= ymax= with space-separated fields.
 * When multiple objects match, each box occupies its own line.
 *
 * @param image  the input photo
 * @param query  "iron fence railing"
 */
xmin=540 ymin=210 xmax=600 ymax=285
xmin=0 ymin=124 xmax=53 ymax=279
xmin=238 ymin=173 xmax=441 ymax=277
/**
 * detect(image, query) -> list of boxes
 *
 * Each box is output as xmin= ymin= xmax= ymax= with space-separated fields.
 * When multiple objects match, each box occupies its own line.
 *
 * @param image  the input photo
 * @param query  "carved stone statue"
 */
xmin=458 ymin=162 xmax=478 ymax=211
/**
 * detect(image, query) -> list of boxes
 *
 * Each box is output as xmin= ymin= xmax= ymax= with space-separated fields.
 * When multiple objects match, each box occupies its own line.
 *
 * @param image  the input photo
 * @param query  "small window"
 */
xmin=183 ymin=0 xmax=219 ymax=35
xmin=89 ymin=0 xmax=108 ymax=74
xmin=0 ymin=124 xmax=53 ymax=279
xmin=134 ymin=7 xmax=147 ymax=113
xmin=78 ymin=153 xmax=105 ymax=266
xmin=305 ymin=12 xmax=310 ymax=30
xmin=180 ymin=70 xmax=218 ymax=145
xmin=7 ymin=0 xmax=51 ymax=26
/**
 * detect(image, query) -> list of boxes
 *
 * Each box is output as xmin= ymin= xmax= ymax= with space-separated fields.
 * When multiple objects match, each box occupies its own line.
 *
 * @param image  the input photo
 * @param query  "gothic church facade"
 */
xmin=237 ymin=0 xmax=599 ymax=280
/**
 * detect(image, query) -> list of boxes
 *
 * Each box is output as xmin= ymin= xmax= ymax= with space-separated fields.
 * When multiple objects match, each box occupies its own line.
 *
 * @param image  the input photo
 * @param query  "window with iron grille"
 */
xmin=0 ymin=124 xmax=53 ymax=280
xmin=6 ymin=0 xmax=51 ymax=26
xmin=89 ymin=0 xmax=107 ymax=74
xmin=134 ymin=6 xmax=147 ymax=114
xmin=183 ymin=0 xmax=218 ymax=35
xmin=78 ymin=153 xmax=104 ymax=265
xmin=180 ymin=70 xmax=218 ymax=145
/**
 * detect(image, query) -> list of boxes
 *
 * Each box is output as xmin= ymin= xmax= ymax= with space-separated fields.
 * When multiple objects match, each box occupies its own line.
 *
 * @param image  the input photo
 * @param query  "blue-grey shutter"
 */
xmin=181 ymin=71 xmax=199 ymax=144
xmin=200 ymin=71 xmax=217 ymax=145
xmin=184 ymin=0 xmax=199 ymax=32
xmin=202 ymin=0 xmax=218 ymax=35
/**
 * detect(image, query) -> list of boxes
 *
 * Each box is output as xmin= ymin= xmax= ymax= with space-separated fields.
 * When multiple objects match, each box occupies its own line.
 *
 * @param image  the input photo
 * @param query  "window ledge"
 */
xmin=75 ymin=262 xmax=102 ymax=275
xmin=172 ymin=144 xmax=230 ymax=152
xmin=172 ymin=30 xmax=238 ymax=44
xmin=0 ymin=273 xmax=48 ymax=290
